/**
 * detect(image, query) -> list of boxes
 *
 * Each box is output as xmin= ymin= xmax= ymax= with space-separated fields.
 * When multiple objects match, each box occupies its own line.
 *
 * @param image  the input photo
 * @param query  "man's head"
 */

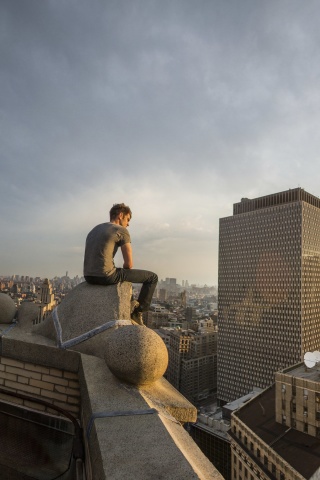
xmin=109 ymin=203 xmax=132 ymax=227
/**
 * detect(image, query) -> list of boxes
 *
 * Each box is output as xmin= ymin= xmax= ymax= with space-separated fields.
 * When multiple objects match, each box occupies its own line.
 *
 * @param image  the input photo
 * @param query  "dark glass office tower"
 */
xmin=218 ymin=188 xmax=320 ymax=403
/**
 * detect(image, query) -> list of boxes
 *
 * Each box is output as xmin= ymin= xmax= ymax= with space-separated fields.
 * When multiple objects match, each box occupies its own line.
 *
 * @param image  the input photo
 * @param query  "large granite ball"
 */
xmin=105 ymin=325 xmax=168 ymax=385
xmin=0 ymin=293 xmax=16 ymax=324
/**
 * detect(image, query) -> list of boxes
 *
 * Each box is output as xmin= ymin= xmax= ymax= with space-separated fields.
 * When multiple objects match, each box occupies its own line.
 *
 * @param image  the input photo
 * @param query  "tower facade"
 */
xmin=35 ymin=278 xmax=56 ymax=324
xmin=218 ymin=188 xmax=320 ymax=403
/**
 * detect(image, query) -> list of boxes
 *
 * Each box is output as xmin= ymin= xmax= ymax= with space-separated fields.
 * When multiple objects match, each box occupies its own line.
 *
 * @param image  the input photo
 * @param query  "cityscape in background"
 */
xmin=2 ymin=187 xmax=320 ymax=479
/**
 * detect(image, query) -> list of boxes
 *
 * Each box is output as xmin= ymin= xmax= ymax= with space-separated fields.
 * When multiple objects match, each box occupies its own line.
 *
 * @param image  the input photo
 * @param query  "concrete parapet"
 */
xmin=0 ymin=328 xmax=80 ymax=372
xmin=79 ymin=354 xmax=222 ymax=480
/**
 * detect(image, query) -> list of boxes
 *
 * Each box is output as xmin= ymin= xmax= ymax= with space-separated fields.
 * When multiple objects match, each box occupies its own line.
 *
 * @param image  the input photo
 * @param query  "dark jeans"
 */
xmin=85 ymin=268 xmax=158 ymax=312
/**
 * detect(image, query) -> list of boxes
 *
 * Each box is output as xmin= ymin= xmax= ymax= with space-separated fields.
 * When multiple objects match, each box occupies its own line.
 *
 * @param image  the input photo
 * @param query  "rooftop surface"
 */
xmin=235 ymin=385 xmax=320 ymax=479
xmin=283 ymin=363 xmax=320 ymax=382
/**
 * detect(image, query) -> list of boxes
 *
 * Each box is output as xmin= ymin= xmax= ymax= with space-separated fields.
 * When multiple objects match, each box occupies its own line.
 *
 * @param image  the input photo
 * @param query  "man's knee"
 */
xmin=145 ymin=271 xmax=158 ymax=284
xmin=151 ymin=272 xmax=158 ymax=284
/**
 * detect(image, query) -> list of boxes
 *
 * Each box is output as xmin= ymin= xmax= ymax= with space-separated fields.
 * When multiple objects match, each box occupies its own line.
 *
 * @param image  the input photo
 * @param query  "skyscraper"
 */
xmin=218 ymin=188 xmax=320 ymax=403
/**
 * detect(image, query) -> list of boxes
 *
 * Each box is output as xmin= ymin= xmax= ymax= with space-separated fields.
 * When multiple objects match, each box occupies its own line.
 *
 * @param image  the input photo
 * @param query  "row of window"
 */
xmin=233 ymin=435 xmax=286 ymax=480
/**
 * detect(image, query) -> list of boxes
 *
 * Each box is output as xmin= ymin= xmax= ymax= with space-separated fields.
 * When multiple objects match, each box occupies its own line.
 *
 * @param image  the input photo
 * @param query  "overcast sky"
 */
xmin=1 ymin=0 xmax=320 ymax=285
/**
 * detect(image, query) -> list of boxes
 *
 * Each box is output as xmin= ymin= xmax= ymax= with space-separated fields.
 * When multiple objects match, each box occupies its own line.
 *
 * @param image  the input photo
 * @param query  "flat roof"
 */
xmin=283 ymin=363 xmax=320 ymax=383
xmin=231 ymin=187 xmax=320 ymax=215
xmin=234 ymin=385 xmax=320 ymax=479
xmin=223 ymin=388 xmax=263 ymax=413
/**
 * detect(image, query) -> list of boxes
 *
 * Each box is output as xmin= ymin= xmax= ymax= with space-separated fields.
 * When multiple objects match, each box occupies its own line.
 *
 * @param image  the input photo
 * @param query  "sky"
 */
xmin=1 ymin=0 xmax=320 ymax=285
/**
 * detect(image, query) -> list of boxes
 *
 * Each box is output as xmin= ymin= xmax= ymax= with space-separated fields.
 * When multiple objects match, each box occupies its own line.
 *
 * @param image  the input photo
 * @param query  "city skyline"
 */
xmin=0 ymin=272 xmax=215 ymax=289
xmin=2 ymin=1 xmax=320 ymax=284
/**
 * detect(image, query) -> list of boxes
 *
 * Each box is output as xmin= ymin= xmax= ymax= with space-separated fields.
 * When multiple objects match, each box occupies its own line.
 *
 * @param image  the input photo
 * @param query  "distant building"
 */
xmin=159 ymin=288 xmax=167 ymax=302
xmin=35 ymin=278 xmax=56 ymax=324
xmin=275 ymin=361 xmax=320 ymax=437
xmin=190 ymin=389 xmax=261 ymax=480
xmin=185 ymin=307 xmax=197 ymax=322
xmin=230 ymin=363 xmax=320 ymax=480
xmin=190 ymin=410 xmax=231 ymax=480
xmin=144 ymin=310 xmax=169 ymax=329
xmin=166 ymin=328 xmax=217 ymax=404
xmin=180 ymin=290 xmax=187 ymax=308
xmin=218 ymin=188 xmax=320 ymax=403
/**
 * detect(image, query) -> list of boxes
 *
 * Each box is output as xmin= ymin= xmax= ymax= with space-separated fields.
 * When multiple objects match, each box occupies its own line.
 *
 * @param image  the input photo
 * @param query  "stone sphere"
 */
xmin=105 ymin=325 xmax=168 ymax=385
xmin=0 ymin=293 xmax=16 ymax=324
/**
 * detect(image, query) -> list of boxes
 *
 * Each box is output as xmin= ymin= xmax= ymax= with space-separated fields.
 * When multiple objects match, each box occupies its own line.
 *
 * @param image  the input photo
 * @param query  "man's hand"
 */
xmin=121 ymin=243 xmax=133 ymax=269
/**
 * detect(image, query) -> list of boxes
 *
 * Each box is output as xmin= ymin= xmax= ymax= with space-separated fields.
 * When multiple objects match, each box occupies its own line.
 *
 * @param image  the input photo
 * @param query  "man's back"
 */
xmin=83 ymin=222 xmax=130 ymax=277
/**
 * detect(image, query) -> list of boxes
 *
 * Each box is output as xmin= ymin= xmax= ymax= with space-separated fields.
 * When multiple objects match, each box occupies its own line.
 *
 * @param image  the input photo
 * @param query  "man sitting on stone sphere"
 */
xmin=83 ymin=203 xmax=158 ymax=325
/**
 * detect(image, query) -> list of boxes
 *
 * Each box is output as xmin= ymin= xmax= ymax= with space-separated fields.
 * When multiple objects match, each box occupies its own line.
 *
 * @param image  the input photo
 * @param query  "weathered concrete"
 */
xmin=140 ymin=377 xmax=197 ymax=424
xmin=32 ymin=281 xmax=132 ymax=357
xmin=0 ymin=293 xmax=16 ymax=324
xmin=0 ymin=327 xmax=80 ymax=372
xmin=17 ymin=302 xmax=39 ymax=327
xmin=105 ymin=325 xmax=168 ymax=385
xmin=80 ymin=354 xmax=222 ymax=480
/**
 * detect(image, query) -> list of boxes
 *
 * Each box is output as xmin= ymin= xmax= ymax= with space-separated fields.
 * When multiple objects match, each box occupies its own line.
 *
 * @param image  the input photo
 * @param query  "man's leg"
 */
xmin=85 ymin=270 xmax=157 ymax=324
xmin=117 ymin=269 xmax=158 ymax=312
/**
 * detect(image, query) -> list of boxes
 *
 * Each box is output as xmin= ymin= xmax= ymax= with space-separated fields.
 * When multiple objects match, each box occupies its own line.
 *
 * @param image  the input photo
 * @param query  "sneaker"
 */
xmin=131 ymin=309 xmax=144 ymax=325
xmin=130 ymin=300 xmax=140 ymax=314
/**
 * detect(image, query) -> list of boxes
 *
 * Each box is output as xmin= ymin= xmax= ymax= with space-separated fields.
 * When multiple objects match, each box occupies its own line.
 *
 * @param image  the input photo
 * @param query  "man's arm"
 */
xmin=121 ymin=243 xmax=133 ymax=269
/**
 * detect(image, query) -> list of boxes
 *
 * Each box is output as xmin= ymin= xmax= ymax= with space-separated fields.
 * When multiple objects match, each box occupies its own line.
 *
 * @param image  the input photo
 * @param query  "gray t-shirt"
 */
xmin=83 ymin=222 xmax=131 ymax=277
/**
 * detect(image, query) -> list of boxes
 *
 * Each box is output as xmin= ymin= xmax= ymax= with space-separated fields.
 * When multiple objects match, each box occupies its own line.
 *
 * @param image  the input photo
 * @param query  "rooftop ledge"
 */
xmin=0 ymin=283 xmax=223 ymax=479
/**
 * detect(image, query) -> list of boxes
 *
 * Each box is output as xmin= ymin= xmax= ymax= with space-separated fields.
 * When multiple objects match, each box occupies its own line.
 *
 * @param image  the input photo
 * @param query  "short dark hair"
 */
xmin=109 ymin=203 xmax=132 ymax=220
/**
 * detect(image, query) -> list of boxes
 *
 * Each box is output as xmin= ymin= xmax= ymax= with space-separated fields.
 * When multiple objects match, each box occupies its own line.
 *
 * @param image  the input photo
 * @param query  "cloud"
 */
xmin=1 ymin=0 xmax=320 ymax=282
